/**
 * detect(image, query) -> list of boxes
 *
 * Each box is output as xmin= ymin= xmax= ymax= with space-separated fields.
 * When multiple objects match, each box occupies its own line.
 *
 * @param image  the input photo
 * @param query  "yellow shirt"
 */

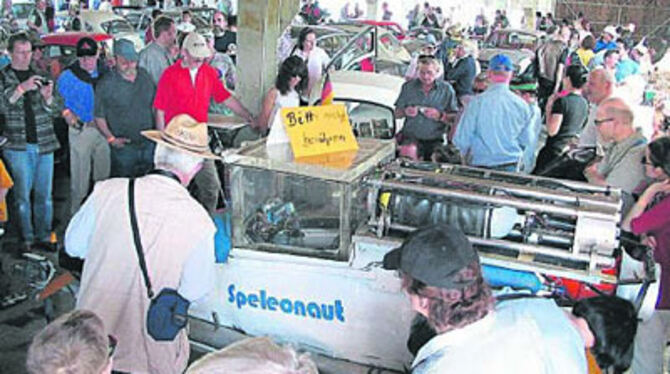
xmin=577 ymin=48 xmax=595 ymax=67
xmin=0 ymin=160 xmax=13 ymax=222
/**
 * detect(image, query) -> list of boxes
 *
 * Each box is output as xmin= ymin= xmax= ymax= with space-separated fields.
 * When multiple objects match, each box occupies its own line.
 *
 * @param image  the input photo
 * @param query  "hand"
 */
xmin=63 ymin=110 xmax=78 ymax=127
xmin=404 ymin=106 xmax=418 ymax=117
xmin=422 ymin=107 xmax=441 ymax=120
xmin=39 ymin=80 xmax=53 ymax=100
xmin=642 ymin=235 xmax=658 ymax=249
xmin=641 ymin=180 xmax=670 ymax=205
xmin=19 ymin=76 xmax=42 ymax=92
xmin=110 ymin=137 xmax=130 ymax=148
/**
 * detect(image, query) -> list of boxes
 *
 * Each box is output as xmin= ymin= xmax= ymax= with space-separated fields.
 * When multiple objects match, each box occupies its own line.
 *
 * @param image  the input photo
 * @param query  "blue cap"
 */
xmin=488 ymin=54 xmax=513 ymax=72
xmin=113 ymin=38 xmax=138 ymax=62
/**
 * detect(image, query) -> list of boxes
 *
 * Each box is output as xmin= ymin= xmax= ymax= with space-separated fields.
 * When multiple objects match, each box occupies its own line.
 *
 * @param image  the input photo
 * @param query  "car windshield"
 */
xmin=486 ymin=32 xmax=536 ymax=49
xmin=101 ymin=19 xmax=134 ymax=34
xmin=12 ymin=3 xmax=33 ymax=19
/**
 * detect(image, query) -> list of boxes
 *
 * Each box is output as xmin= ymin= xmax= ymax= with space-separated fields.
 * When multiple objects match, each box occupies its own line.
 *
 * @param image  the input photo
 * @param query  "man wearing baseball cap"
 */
xmin=56 ymin=36 xmax=110 ymax=216
xmin=153 ymin=32 xmax=256 ymax=214
xmin=384 ymin=225 xmax=587 ymax=373
xmin=595 ymin=25 xmax=619 ymax=53
xmin=94 ymin=38 xmax=157 ymax=178
xmin=453 ymin=54 xmax=534 ymax=172
xmin=65 ymin=114 xmax=218 ymax=374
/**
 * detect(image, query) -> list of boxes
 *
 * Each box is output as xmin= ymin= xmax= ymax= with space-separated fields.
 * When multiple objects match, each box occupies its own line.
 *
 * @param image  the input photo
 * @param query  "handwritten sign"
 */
xmin=281 ymin=105 xmax=358 ymax=159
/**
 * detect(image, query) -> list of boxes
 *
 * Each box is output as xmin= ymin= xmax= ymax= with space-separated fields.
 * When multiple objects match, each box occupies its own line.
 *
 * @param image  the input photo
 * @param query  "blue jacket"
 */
xmin=56 ymin=65 xmax=98 ymax=122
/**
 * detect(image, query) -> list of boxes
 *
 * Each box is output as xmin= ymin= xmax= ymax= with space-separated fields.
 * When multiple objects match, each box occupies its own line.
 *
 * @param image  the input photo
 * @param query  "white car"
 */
xmin=79 ymin=10 xmax=144 ymax=53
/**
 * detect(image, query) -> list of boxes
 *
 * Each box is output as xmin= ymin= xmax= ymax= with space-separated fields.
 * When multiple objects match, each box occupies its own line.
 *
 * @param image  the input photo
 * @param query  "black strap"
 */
xmin=128 ymin=178 xmax=154 ymax=299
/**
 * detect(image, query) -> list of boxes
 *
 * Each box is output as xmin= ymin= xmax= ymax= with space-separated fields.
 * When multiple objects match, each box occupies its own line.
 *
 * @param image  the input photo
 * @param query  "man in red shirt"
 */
xmin=154 ymin=32 xmax=255 ymax=213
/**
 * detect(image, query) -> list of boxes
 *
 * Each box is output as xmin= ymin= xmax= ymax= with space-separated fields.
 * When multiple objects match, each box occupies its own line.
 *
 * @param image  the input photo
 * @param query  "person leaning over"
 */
xmin=383 ymin=225 xmax=588 ymax=373
xmin=26 ymin=309 xmax=115 ymax=374
xmin=64 ymin=114 xmax=218 ymax=374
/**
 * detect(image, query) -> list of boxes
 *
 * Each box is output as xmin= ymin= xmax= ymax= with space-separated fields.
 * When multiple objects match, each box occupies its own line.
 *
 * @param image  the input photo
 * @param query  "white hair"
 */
xmin=185 ymin=337 xmax=319 ymax=374
xmin=153 ymin=143 xmax=203 ymax=176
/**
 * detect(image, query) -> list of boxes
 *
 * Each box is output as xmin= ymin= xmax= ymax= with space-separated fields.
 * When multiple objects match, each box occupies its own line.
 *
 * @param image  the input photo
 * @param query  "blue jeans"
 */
xmin=110 ymin=141 xmax=155 ymax=178
xmin=3 ymin=144 xmax=54 ymax=243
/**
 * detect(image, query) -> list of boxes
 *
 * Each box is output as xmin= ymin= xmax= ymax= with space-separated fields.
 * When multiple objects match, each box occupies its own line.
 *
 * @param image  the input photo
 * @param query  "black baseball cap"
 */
xmin=383 ymin=225 xmax=480 ymax=290
xmin=76 ymin=37 xmax=98 ymax=57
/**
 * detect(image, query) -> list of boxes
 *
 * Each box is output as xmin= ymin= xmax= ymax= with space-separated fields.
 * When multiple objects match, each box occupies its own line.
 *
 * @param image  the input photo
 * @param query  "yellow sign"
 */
xmin=281 ymin=105 xmax=359 ymax=159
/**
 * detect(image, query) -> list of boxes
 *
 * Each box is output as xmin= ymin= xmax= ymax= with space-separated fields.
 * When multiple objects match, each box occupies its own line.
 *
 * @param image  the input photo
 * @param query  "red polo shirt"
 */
xmin=153 ymin=59 xmax=231 ymax=125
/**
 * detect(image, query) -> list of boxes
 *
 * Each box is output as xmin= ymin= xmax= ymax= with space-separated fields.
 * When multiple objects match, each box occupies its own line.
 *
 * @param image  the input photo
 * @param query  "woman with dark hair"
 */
xmin=259 ymin=56 xmax=308 ymax=136
xmin=533 ymin=64 xmax=589 ymax=174
xmin=291 ymin=27 xmax=330 ymax=103
xmin=622 ymin=136 xmax=670 ymax=374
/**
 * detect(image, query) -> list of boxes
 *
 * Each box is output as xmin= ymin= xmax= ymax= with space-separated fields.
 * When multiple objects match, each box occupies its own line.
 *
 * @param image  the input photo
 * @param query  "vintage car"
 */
xmin=289 ymin=24 xmax=411 ymax=78
xmin=79 ymin=10 xmax=144 ymax=52
xmin=112 ymin=5 xmax=153 ymax=34
xmin=478 ymin=28 xmax=540 ymax=76
xmin=10 ymin=0 xmax=33 ymax=30
xmin=41 ymin=31 xmax=113 ymax=79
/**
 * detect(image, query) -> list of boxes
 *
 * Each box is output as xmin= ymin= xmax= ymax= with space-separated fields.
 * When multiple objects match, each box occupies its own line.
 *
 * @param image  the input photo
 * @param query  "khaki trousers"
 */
xmin=69 ymin=126 xmax=110 ymax=215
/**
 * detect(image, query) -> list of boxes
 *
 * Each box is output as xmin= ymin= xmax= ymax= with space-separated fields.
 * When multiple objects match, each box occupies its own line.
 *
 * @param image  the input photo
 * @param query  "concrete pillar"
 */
xmin=237 ymin=0 xmax=299 ymax=115
xmin=366 ymin=0 xmax=378 ymax=20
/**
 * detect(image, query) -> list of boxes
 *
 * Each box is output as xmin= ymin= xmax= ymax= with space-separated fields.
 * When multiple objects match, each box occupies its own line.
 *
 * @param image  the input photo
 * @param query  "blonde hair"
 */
xmin=26 ymin=310 xmax=109 ymax=374
xmin=186 ymin=337 xmax=319 ymax=374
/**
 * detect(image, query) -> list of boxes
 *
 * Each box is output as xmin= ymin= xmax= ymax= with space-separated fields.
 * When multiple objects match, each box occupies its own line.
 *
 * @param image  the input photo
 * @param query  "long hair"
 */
xmin=297 ymin=27 xmax=315 ymax=52
xmin=572 ymin=296 xmax=637 ymax=373
xmin=276 ymin=56 xmax=308 ymax=96
xmin=648 ymin=136 xmax=670 ymax=177
xmin=402 ymin=263 xmax=494 ymax=333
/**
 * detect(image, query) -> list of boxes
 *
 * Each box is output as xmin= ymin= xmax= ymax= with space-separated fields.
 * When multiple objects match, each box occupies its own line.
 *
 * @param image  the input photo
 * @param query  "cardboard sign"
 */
xmin=281 ymin=105 xmax=359 ymax=159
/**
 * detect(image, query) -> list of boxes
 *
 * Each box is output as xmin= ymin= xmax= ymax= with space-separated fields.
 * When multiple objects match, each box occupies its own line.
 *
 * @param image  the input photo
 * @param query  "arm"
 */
xmin=545 ymin=95 xmax=563 ymax=137
xmin=552 ymin=62 xmax=565 ymax=94
xmin=155 ymin=109 xmax=166 ymax=131
xmin=178 ymin=233 xmax=216 ymax=302
xmin=64 ymin=184 xmax=100 ymax=258
xmin=622 ymin=181 xmax=670 ymax=232
xmin=223 ymin=95 xmax=255 ymax=125
xmin=583 ymin=162 xmax=607 ymax=186
xmin=452 ymin=102 xmax=478 ymax=157
xmin=95 ymin=117 xmax=129 ymax=147
xmin=257 ymin=88 xmax=278 ymax=132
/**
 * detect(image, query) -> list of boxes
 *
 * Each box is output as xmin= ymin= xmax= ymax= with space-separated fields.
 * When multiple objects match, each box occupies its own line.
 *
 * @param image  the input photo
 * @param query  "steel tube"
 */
xmin=371 ymin=179 xmax=616 ymax=221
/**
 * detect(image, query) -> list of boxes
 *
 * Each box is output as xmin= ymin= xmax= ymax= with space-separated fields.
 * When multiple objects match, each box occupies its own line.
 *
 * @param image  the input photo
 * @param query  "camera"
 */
xmin=34 ymin=77 xmax=51 ymax=87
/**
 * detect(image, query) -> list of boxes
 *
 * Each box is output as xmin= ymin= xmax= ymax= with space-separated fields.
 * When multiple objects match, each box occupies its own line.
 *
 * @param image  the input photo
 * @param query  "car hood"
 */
xmin=310 ymin=70 xmax=404 ymax=106
xmin=479 ymin=48 xmax=533 ymax=65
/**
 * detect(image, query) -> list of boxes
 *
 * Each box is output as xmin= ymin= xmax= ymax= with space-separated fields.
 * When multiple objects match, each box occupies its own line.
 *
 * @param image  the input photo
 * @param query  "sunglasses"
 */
xmin=108 ymin=335 xmax=117 ymax=358
xmin=641 ymin=155 xmax=659 ymax=167
xmin=418 ymin=54 xmax=437 ymax=60
xmin=594 ymin=117 xmax=614 ymax=126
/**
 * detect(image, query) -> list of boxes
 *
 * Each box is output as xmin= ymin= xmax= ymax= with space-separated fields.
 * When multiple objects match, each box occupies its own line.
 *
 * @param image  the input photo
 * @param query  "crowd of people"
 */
xmin=0 ymin=0 xmax=669 ymax=373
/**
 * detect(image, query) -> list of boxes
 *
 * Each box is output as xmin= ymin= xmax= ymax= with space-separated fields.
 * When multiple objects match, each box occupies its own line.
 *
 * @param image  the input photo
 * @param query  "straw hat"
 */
xmin=142 ymin=114 xmax=218 ymax=159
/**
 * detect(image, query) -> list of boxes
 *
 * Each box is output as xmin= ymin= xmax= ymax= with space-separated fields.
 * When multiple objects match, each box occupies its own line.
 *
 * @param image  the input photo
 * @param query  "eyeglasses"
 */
xmin=594 ymin=117 xmax=614 ymax=126
xmin=108 ymin=335 xmax=117 ymax=358
xmin=641 ymin=155 xmax=659 ymax=167
xmin=418 ymin=54 xmax=436 ymax=60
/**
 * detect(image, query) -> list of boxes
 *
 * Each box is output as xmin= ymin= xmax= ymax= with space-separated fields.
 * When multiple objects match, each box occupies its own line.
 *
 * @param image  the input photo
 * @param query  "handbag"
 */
xmin=128 ymin=178 xmax=190 ymax=342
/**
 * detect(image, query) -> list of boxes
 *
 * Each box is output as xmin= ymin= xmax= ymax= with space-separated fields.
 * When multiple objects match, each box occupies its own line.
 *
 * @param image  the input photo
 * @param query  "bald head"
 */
xmin=595 ymin=97 xmax=636 ymax=142
xmin=586 ymin=68 xmax=614 ymax=105
xmin=600 ymin=97 xmax=634 ymax=126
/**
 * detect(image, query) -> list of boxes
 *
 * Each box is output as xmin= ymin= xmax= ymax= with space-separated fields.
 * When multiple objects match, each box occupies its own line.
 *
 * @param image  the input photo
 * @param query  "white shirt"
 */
xmin=293 ymin=46 xmax=330 ymax=100
xmin=412 ymin=298 xmax=587 ymax=374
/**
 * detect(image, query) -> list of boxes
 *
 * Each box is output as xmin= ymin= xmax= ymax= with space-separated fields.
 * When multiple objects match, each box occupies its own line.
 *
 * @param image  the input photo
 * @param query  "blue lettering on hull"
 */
xmin=227 ymin=284 xmax=345 ymax=323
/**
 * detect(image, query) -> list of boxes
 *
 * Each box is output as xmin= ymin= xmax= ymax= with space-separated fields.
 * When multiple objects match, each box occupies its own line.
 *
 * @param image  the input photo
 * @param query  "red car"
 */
xmin=40 ymin=31 xmax=112 ymax=79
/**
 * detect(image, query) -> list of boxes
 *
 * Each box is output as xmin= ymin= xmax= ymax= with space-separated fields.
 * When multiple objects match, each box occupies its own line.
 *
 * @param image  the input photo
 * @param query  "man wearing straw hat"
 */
xmin=64 ymin=114 xmax=218 ymax=374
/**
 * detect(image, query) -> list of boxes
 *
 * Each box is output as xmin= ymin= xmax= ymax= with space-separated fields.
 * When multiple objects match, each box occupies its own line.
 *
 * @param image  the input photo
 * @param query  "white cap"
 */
xmin=603 ymin=25 xmax=618 ymax=39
